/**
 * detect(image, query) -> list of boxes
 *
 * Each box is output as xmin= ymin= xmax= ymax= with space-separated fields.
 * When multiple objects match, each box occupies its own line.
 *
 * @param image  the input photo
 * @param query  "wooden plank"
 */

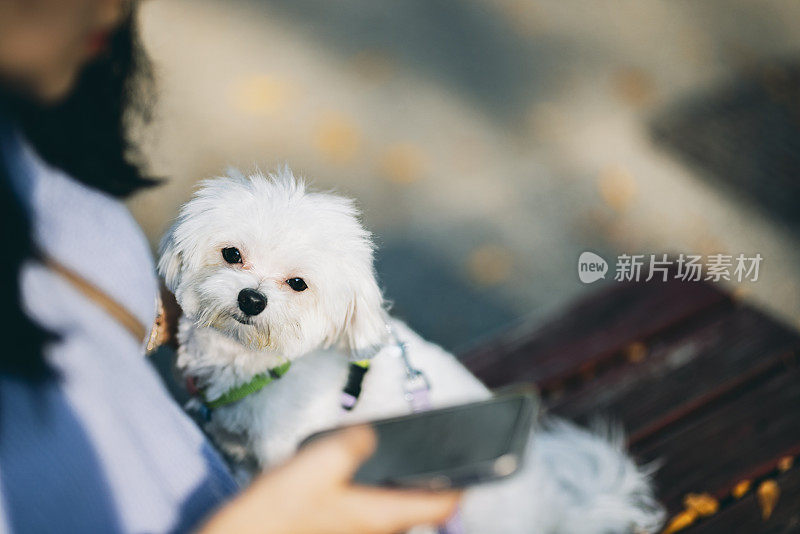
xmin=633 ymin=365 xmax=800 ymax=513
xmin=461 ymin=278 xmax=729 ymax=391
xmin=686 ymin=464 xmax=800 ymax=533
xmin=548 ymin=305 xmax=800 ymax=445
xmin=459 ymin=272 xmax=800 ymax=527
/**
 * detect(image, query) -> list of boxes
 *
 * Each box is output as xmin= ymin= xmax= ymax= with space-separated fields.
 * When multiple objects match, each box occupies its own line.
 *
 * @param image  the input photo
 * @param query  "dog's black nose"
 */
xmin=238 ymin=288 xmax=267 ymax=316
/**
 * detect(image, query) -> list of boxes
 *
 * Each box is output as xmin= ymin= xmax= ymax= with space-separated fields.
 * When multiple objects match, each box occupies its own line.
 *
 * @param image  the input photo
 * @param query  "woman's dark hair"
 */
xmin=0 ymin=4 xmax=157 ymax=382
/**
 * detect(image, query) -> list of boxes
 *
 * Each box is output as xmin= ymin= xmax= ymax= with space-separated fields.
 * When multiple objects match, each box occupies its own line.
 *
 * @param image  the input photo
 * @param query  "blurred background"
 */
xmin=131 ymin=0 xmax=800 ymax=353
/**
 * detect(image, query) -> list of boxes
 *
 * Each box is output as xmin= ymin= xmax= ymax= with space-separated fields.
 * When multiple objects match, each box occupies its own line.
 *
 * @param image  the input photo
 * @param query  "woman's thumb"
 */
xmin=294 ymin=425 xmax=377 ymax=482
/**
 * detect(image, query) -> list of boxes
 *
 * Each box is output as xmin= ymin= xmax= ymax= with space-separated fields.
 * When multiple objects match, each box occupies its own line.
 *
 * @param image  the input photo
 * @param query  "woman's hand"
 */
xmin=200 ymin=425 xmax=461 ymax=534
xmin=155 ymin=282 xmax=181 ymax=350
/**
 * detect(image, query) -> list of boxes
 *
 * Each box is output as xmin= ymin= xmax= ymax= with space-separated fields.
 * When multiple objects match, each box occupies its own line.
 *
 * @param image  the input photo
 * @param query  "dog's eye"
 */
xmin=222 ymin=247 xmax=243 ymax=264
xmin=286 ymin=278 xmax=308 ymax=292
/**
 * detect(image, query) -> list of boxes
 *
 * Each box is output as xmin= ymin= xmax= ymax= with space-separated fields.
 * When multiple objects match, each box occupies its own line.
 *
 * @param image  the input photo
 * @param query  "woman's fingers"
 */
xmin=341 ymin=486 xmax=462 ymax=532
xmin=290 ymin=425 xmax=377 ymax=482
xmin=204 ymin=424 xmax=462 ymax=534
xmin=289 ymin=425 xmax=462 ymax=531
xmin=299 ymin=424 xmax=462 ymax=530
xmin=157 ymin=282 xmax=181 ymax=349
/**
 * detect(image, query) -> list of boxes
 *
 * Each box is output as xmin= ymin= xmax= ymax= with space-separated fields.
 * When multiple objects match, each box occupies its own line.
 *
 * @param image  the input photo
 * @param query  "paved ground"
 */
xmin=131 ymin=0 xmax=800 ymax=352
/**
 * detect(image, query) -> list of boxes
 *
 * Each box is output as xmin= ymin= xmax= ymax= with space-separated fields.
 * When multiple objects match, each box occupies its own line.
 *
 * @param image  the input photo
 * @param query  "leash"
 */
xmin=385 ymin=324 xmax=465 ymax=534
xmin=340 ymin=322 xmax=432 ymax=412
xmin=387 ymin=324 xmax=431 ymax=413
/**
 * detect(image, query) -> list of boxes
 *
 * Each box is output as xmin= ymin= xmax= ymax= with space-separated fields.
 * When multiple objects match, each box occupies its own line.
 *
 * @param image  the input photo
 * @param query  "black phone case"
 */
xmin=302 ymin=391 xmax=538 ymax=489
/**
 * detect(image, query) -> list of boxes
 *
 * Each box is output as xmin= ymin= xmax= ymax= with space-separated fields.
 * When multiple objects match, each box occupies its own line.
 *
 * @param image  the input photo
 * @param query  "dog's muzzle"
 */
xmin=238 ymin=288 xmax=267 ymax=316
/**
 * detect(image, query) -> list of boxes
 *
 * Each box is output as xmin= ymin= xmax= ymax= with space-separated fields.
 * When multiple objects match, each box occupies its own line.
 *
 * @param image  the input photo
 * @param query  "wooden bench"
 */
xmin=459 ymin=277 xmax=800 ymax=533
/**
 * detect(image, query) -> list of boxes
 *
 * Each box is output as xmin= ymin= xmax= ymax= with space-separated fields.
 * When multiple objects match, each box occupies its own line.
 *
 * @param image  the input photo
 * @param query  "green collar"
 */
xmin=204 ymin=361 xmax=291 ymax=409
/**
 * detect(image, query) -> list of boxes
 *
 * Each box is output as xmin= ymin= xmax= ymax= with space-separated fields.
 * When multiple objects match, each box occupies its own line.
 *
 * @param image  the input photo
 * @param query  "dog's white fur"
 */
xmin=159 ymin=168 xmax=664 ymax=533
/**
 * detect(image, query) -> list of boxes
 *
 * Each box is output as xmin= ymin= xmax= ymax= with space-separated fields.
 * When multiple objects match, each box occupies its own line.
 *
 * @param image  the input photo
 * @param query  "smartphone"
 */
xmin=300 ymin=391 xmax=538 ymax=489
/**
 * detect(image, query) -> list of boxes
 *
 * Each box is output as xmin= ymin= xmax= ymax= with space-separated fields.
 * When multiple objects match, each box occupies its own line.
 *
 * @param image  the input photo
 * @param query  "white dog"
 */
xmin=158 ymin=168 xmax=664 ymax=534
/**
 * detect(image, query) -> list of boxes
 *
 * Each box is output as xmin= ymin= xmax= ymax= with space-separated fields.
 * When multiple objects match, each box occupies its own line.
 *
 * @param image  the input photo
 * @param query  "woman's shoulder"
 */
xmin=5 ymin=126 xmax=159 ymax=330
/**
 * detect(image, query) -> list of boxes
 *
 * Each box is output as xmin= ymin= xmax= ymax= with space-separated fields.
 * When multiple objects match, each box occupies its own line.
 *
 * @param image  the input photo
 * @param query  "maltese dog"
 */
xmin=158 ymin=168 xmax=664 ymax=534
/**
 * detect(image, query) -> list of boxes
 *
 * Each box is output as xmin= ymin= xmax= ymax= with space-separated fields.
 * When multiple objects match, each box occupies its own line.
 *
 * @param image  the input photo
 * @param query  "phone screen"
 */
xmin=305 ymin=392 xmax=536 ymax=488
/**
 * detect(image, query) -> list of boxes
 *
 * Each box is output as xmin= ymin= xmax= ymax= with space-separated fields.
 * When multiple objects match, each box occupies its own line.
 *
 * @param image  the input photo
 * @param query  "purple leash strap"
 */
xmin=339 ymin=324 xmax=465 ymax=533
xmin=390 ymin=328 xmax=464 ymax=534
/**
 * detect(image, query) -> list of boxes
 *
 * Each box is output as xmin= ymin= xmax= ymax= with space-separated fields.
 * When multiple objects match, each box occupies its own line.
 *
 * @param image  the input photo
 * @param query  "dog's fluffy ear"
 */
xmin=157 ymin=226 xmax=183 ymax=293
xmin=339 ymin=274 xmax=387 ymax=360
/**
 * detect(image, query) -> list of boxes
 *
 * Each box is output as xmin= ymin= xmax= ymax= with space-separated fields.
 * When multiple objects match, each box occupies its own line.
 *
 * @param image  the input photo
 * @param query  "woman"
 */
xmin=0 ymin=1 xmax=459 ymax=532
